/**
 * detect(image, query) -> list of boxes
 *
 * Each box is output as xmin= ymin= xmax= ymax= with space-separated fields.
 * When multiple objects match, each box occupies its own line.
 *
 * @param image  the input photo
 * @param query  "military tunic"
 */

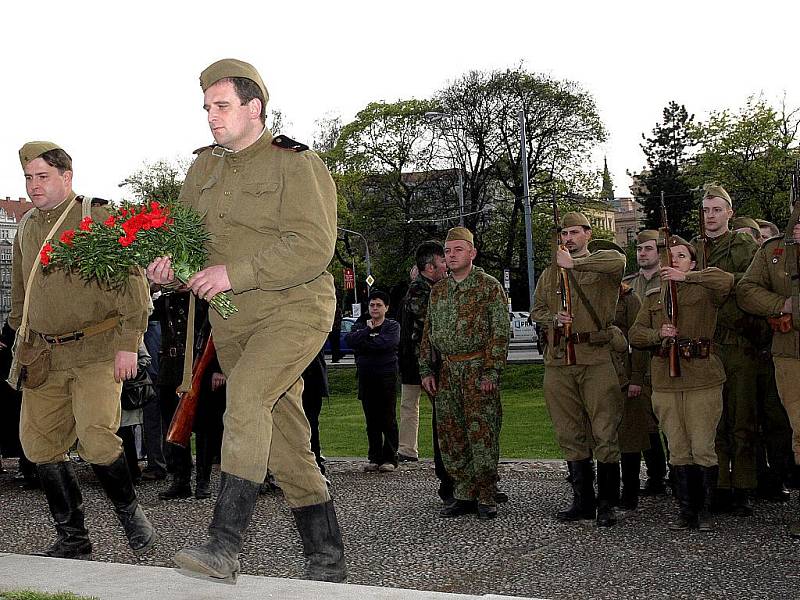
xmin=418 ymin=266 xmax=509 ymax=505
xmin=531 ymin=249 xmax=625 ymax=463
xmin=9 ymin=193 xmax=151 ymax=465
xmin=738 ymin=237 xmax=800 ymax=463
xmin=692 ymin=230 xmax=759 ymax=489
xmin=178 ymin=130 xmax=336 ymax=506
xmin=629 ymin=268 xmax=733 ymax=466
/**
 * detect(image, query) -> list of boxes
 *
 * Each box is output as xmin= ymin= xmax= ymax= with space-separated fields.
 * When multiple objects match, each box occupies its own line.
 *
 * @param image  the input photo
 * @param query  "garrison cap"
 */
xmin=588 ymin=239 xmax=624 ymax=254
xmin=560 ymin=211 xmax=591 ymax=229
xmin=731 ymin=217 xmax=760 ymax=234
xmin=200 ymin=58 xmax=269 ymax=105
xmin=668 ymin=235 xmax=697 ymax=260
xmin=702 ymin=182 xmax=732 ymax=206
xmin=636 ymin=229 xmax=660 ymax=244
xmin=19 ymin=141 xmax=63 ymax=169
xmin=445 ymin=226 xmax=474 ymax=245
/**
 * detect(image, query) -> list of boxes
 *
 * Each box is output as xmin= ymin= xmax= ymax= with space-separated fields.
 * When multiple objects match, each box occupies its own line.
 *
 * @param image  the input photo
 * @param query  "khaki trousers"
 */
xmin=652 ymin=387 xmax=722 ymax=467
xmin=215 ymin=323 xmax=330 ymax=508
xmin=398 ymin=383 xmax=421 ymax=458
xmin=773 ymin=356 xmax=800 ymax=464
xmin=543 ymin=362 xmax=622 ymax=463
xmin=20 ymin=360 xmax=123 ymax=465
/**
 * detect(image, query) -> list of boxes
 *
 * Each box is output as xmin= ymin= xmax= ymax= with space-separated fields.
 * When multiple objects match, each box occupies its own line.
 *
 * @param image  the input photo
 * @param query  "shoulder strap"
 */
xmin=566 ymin=270 xmax=605 ymax=331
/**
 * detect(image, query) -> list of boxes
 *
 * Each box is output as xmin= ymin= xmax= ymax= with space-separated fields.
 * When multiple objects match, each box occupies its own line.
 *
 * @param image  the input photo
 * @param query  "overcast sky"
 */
xmin=2 ymin=1 xmax=797 ymax=202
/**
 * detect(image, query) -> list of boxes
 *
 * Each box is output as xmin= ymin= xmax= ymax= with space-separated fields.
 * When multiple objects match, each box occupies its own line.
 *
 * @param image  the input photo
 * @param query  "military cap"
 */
xmin=19 ymin=141 xmax=63 ymax=168
xmin=702 ymin=182 xmax=732 ymax=206
xmin=200 ymin=58 xmax=269 ymax=105
xmin=588 ymin=239 xmax=624 ymax=254
xmin=731 ymin=217 xmax=760 ymax=235
xmin=560 ymin=211 xmax=591 ymax=229
xmin=756 ymin=219 xmax=775 ymax=228
xmin=636 ymin=229 xmax=660 ymax=244
xmin=668 ymin=235 xmax=696 ymax=260
xmin=445 ymin=226 xmax=474 ymax=245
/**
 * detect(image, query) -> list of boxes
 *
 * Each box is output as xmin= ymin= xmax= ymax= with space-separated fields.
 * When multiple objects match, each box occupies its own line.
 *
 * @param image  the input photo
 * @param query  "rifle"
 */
xmin=660 ymin=191 xmax=681 ymax=377
xmin=166 ymin=335 xmax=216 ymax=448
xmin=552 ymin=193 xmax=576 ymax=365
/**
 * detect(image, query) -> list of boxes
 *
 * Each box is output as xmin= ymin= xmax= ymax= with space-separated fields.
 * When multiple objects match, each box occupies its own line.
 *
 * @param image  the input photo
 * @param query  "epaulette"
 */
xmin=193 ymin=144 xmax=219 ymax=155
xmin=272 ymin=135 xmax=309 ymax=152
xmin=75 ymin=195 xmax=108 ymax=207
xmin=622 ymin=272 xmax=637 ymax=282
xmin=645 ymin=287 xmax=660 ymax=297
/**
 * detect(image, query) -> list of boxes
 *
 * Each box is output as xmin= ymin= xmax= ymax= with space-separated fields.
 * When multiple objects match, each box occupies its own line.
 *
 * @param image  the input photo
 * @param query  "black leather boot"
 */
xmin=292 ymin=500 xmax=347 ymax=582
xmin=173 ymin=472 xmax=260 ymax=581
xmin=697 ymin=465 xmax=718 ymax=532
xmin=195 ymin=478 xmax=211 ymax=500
xmin=159 ymin=472 xmax=192 ymax=500
xmin=669 ymin=464 xmax=696 ymax=530
xmin=731 ymin=488 xmax=754 ymax=517
xmin=620 ymin=453 xmax=640 ymax=510
xmin=91 ymin=453 xmax=155 ymax=555
xmin=596 ymin=461 xmax=619 ymax=527
xmin=556 ymin=458 xmax=596 ymax=522
xmin=35 ymin=462 xmax=92 ymax=559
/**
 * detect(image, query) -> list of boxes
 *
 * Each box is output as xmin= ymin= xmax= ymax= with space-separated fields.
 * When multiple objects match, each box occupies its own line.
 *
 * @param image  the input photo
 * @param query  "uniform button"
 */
xmin=224 ymin=191 xmax=231 ymax=196
xmin=233 ymin=168 xmax=238 ymax=174
xmin=219 ymin=213 xmax=224 ymax=218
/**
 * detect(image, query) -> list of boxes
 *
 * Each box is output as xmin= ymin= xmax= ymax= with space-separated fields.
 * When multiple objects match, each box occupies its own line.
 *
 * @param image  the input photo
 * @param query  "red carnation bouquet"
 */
xmin=41 ymin=199 xmax=237 ymax=318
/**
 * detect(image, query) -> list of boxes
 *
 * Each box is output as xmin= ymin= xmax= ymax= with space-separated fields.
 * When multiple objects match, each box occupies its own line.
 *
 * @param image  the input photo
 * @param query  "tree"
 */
xmin=639 ymin=101 xmax=697 ymax=238
xmin=688 ymin=96 xmax=800 ymax=226
xmin=601 ymin=157 xmax=614 ymax=201
xmin=119 ymin=159 xmax=189 ymax=202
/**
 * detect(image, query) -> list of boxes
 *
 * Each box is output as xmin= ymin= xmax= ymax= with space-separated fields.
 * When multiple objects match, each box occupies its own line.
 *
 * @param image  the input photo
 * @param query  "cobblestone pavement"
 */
xmin=1 ymin=458 xmax=799 ymax=599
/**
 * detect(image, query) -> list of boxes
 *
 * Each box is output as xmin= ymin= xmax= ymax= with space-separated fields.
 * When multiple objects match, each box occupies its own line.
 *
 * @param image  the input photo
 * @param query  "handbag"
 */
xmin=121 ymin=368 xmax=157 ymax=411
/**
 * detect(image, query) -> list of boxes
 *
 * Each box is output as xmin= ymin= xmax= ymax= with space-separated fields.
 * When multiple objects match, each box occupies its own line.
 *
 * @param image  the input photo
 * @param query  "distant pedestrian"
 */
xmin=346 ymin=290 xmax=400 ymax=472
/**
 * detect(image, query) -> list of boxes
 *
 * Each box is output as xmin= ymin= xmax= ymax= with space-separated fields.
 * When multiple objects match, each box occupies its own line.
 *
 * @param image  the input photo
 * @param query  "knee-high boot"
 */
xmin=35 ymin=462 xmax=92 ymax=559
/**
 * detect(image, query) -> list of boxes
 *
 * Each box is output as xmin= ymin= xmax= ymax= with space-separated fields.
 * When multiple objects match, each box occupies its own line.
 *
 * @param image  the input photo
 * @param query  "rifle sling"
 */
xmin=566 ymin=269 xmax=605 ymax=332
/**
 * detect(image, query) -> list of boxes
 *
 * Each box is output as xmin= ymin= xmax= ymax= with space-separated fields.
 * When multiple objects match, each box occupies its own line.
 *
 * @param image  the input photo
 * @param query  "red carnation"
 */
xmin=59 ymin=229 xmax=75 ymax=246
xmin=79 ymin=216 xmax=93 ymax=231
xmin=104 ymin=215 xmax=117 ymax=227
xmin=40 ymin=242 xmax=53 ymax=266
xmin=118 ymin=234 xmax=136 ymax=247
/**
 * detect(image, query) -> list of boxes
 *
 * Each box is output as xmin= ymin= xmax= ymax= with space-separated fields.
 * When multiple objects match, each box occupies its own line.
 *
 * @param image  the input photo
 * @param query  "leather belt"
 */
xmin=565 ymin=332 xmax=592 ymax=344
xmin=652 ymin=337 xmax=712 ymax=360
xmin=445 ymin=351 xmax=484 ymax=362
xmin=35 ymin=317 xmax=120 ymax=346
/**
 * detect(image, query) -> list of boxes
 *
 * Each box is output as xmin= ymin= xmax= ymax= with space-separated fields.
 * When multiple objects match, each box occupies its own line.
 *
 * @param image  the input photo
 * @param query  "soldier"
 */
xmin=691 ymin=184 xmax=759 ymax=516
xmin=146 ymin=59 xmax=345 ymax=582
xmin=732 ymin=216 xmax=761 ymax=242
xmin=623 ymin=230 xmax=669 ymax=496
xmin=398 ymin=241 xmax=447 ymax=464
xmin=756 ymin=219 xmax=780 ymax=245
xmin=419 ymin=227 xmax=509 ymax=520
xmin=738 ymin=215 xmax=800 ymax=535
xmin=10 ymin=142 xmax=154 ymax=559
xmin=589 ymin=239 xmax=649 ymax=510
xmin=629 ymin=236 xmax=733 ymax=531
xmin=531 ymin=212 xmax=625 ymax=527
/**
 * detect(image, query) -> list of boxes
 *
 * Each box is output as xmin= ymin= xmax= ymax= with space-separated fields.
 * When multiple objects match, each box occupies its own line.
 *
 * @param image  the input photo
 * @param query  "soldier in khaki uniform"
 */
xmin=691 ymin=185 xmax=759 ymax=515
xmin=147 ymin=59 xmax=345 ymax=582
xmin=10 ymin=142 xmax=154 ymax=559
xmin=738 ymin=216 xmax=800 ymax=535
xmin=622 ymin=230 xmax=669 ymax=496
xmin=531 ymin=212 xmax=625 ymax=527
xmin=630 ymin=236 xmax=733 ymax=531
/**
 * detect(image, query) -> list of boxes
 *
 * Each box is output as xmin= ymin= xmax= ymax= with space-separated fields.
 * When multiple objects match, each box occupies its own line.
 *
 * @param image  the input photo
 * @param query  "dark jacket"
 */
xmin=398 ymin=275 xmax=435 ymax=384
xmin=155 ymin=292 xmax=210 ymax=387
xmin=346 ymin=319 xmax=400 ymax=375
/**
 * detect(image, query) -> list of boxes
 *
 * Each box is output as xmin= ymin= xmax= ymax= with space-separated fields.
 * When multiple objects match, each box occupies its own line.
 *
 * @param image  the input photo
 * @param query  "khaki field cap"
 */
xmin=445 ymin=226 xmax=474 ymax=245
xmin=669 ymin=235 xmax=697 ymax=260
xmin=560 ymin=211 xmax=591 ymax=229
xmin=200 ymin=58 xmax=269 ymax=105
xmin=703 ymin=182 xmax=732 ymax=207
xmin=19 ymin=141 xmax=62 ymax=169
xmin=588 ymin=239 xmax=624 ymax=254
xmin=731 ymin=217 xmax=760 ymax=234
xmin=636 ymin=229 xmax=660 ymax=244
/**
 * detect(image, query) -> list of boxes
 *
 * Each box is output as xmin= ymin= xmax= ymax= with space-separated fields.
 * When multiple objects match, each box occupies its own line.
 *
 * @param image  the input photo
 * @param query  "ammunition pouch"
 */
xmin=768 ymin=313 xmax=793 ymax=334
xmin=15 ymin=334 xmax=51 ymax=389
xmin=608 ymin=325 xmax=629 ymax=353
xmin=653 ymin=337 xmax=712 ymax=360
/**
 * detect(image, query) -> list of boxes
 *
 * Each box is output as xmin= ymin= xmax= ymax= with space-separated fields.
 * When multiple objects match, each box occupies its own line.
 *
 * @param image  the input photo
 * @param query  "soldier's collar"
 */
xmin=37 ymin=191 xmax=76 ymax=218
xmin=225 ymin=126 xmax=273 ymax=160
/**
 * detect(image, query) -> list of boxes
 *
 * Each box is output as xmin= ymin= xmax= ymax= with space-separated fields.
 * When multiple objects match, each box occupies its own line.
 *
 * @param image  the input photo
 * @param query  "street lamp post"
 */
xmin=518 ymin=109 xmax=536 ymax=309
xmin=424 ymin=111 xmax=465 ymax=226
xmin=338 ymin=227 xmax=372 ymax=295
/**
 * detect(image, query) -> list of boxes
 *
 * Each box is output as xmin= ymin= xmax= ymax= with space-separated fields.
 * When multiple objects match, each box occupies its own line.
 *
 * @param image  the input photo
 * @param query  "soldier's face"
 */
xmin=702 ymin=197 xmax=733 ymax=234
xmin=759 ymin=226 xmax=775 ymax=245
xmin=445 ymin=241 xmax=476 ymax=274
xmin=636 ymin=240 xmax=659 ymax=269
xmin=23 ymin=158 xmax=72 ymax=210
xmin=560 ymin=226 xmax=591 ymax=253
xmin=670 ymin=245 xmax=696 ymax=273
xmin=425 ymin=255 xmax=447 ymax=282
xmin=203 ymin=80 xmax=262 ymax=151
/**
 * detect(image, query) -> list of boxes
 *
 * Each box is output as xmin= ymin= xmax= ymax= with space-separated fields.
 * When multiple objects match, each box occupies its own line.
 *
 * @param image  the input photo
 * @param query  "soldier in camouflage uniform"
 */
xmin=691 ymin=185 xmax=759 ymax=516
xmin=738 ymin=216 xmax=800 ymax=536
xmin=532 ymin=212 xmax=625 ymax=527
xmin=419 ymin=227 xmax=509 ymax=520
xmin=623 ymin=230 xmax=669 ymax=496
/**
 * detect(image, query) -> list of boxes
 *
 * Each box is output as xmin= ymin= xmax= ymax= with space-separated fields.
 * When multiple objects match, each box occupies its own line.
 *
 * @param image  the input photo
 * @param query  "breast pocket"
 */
xmin=195 ymin=175 xmax=218 ymax=217
xmin=232 ymin=181 xmax=281 ymax=232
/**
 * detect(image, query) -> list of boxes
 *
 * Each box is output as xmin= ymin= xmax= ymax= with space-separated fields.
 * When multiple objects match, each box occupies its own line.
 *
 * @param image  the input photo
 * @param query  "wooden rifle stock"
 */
xmin=166 ymin=336 xmax=216 ymax=448
xmin=660 ymin=192 xmax=681 ymax=377
xmin=552 ymin=194 xmax=576 ymax=365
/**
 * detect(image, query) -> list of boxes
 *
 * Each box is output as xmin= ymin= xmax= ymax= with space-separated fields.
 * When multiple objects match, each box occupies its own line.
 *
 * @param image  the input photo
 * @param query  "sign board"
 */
xmin=343 ymin=267 xmax=355 ymax=290
xmin=503 ymin=268 xmax=510 ymax=290
xmin=351 ymin=303 xmax=362 ymax=318
xmin=365 ymin=274 xmax=375 ymax=287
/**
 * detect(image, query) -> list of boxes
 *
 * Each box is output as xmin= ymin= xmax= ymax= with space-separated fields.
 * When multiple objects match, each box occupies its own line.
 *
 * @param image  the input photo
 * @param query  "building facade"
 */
xmin=0 ymin=197 xmax=33 ymax=324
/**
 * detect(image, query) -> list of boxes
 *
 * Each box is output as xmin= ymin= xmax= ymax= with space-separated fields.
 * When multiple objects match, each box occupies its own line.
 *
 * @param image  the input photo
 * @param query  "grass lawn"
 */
xmin=320 ymin=364 xmax=562 ymax=460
